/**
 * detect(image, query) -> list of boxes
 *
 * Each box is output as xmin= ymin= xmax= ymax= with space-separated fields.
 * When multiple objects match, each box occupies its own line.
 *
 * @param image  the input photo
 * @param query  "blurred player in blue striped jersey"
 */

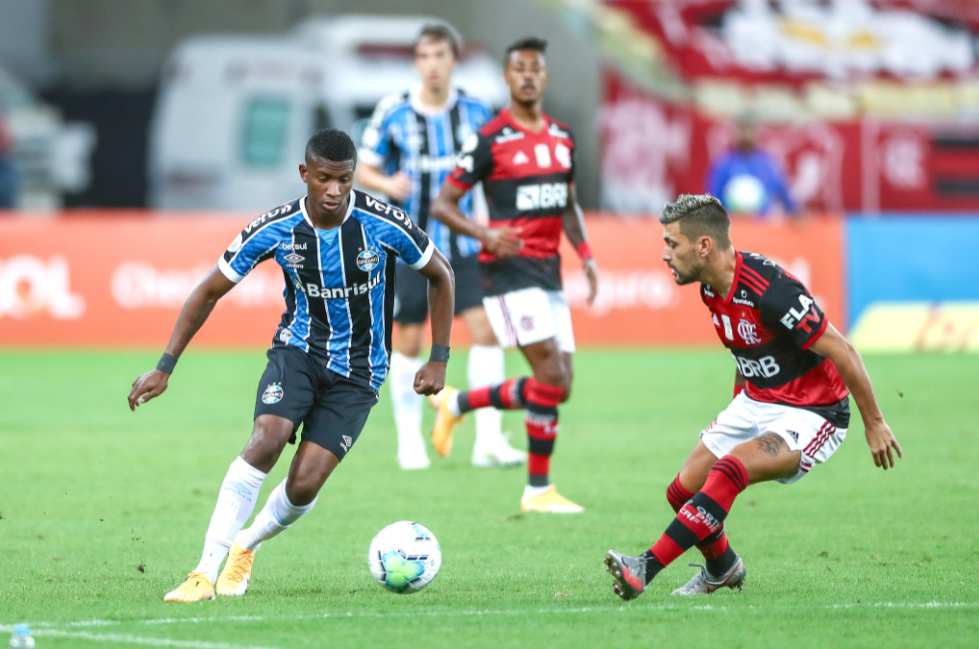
xmin=358 ymin=24 xmax=526 ymax=470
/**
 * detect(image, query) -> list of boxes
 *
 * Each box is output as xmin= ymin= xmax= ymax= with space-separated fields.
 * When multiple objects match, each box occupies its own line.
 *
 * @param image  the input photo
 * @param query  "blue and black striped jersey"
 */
xmin=359 ymin=85 xmax=493 ymax=260
xmin=219 ymin=191 xmax=434 ymax=391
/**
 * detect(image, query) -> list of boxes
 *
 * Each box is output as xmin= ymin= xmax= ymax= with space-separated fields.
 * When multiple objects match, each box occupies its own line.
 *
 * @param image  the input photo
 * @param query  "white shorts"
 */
xmin=483 ymin=288 xmax=576 ymax=353
xmin=700 ymin=392 xmax=847 ymax=484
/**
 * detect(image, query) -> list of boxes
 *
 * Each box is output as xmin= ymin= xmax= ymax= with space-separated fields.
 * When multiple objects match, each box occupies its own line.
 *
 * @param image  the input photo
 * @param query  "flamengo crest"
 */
xmin=738 ymin=319 xmax=762 ymax=345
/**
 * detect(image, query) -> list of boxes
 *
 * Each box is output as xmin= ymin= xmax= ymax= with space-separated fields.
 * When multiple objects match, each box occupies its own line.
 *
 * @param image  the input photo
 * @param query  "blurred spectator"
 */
xmin=706 ymin=117 xmax=796 ymax=217
xmin=0 ymin=111 xmax=16 ymax=208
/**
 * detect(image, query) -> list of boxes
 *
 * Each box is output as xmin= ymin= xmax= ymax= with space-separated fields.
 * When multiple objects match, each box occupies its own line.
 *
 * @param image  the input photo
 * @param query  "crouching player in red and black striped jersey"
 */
xmin=428 ymin=37 xmax=600 ymax=513
xmin=606 ymin=194 xmax=903 ymax=598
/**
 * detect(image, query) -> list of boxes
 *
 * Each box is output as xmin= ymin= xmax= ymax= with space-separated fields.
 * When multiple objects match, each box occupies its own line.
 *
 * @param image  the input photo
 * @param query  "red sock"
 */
xmin=650 ymin=456 xmax=747 ymax=567
xmin=525 ymin=378 xmax=563 ymax=485
xmin=666 ymin=474 xmax=731 ymax=560
xmin=458 ymin=378 xmax=527 ymax=414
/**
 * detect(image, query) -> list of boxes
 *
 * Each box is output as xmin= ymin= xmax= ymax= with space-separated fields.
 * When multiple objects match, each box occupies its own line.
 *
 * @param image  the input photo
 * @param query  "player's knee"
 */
xmin=243 ymin=416 xmax=293 ymax=467
xmin=285 ymin=477 xmax=320 ymax=507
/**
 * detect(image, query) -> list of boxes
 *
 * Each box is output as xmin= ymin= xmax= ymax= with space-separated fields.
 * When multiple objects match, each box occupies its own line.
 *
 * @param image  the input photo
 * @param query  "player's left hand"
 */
xmin=583 ymin=259 xmax=599 ymax=307
xmin=413 ymin=362 xmax=446 ymax=396
xmin=128 ymin=369 xmax=170 ymax=411
xmin=864 ymin=418 xmax=903 ymax=470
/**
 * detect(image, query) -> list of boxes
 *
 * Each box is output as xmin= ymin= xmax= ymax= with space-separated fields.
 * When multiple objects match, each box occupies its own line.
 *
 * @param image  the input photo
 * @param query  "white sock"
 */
xmin=390 ymin=352 xmax=425 ymax=451
xmin=468 ymin=345 xmax=506 ymax=447
xmin=236 ymin=479 xmax=318 ymax=552
xmin=194 ymin=457 xmax=267 ymax=583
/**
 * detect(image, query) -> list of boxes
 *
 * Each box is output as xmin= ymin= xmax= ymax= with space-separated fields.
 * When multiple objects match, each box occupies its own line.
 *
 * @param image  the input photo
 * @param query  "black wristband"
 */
xmin=156 ymin=352 xmax=178 ymax=375
xmin=429 ymin=344 xmax=450 ymax=363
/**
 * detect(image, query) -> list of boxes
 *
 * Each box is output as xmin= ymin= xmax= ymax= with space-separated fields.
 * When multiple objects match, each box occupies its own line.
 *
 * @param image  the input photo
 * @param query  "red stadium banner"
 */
xmin=0 ymin=214 xmax=844 ymax=347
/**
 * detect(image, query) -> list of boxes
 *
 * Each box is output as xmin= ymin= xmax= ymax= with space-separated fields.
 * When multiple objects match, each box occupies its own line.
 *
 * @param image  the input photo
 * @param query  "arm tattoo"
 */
xmin=755 ymin=433 xmax=784 ymax=457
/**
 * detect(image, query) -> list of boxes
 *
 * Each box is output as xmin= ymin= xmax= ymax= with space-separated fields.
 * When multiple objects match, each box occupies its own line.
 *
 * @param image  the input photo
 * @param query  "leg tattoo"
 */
xmin=755 ymin=433 xmax=784 ymax=457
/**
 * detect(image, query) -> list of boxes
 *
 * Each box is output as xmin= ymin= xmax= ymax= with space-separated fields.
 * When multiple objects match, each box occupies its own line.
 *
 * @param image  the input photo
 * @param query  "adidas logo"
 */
xmin=513 ymin=151 xmax=529 ymax=165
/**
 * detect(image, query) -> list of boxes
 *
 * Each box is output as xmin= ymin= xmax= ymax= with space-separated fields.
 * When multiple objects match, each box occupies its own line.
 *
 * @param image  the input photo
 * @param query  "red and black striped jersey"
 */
xmin=702 ymin=252 xmax=850 ymax=427
xmin=446 ymin=108 xmax=575 ymax=296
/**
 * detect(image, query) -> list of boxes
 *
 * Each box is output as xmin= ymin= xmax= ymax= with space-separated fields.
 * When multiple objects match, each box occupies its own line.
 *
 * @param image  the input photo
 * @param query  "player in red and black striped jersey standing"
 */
xmin=606 ymin=194 xmax=903 ymax=599
xmin=428 ymin=37 xmax=599 ymax=513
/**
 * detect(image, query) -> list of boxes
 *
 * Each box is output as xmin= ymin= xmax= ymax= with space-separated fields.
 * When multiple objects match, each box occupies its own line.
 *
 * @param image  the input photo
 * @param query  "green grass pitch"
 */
xmin=1 ymin=348 xmax=977 ymax=648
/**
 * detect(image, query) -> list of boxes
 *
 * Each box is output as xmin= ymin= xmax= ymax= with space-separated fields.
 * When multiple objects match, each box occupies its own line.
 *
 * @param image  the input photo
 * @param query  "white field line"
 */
xmin=3 ymin=600 xmax=976 ymax=634
xmin=13 ymin=629 xmax=279 ymax=649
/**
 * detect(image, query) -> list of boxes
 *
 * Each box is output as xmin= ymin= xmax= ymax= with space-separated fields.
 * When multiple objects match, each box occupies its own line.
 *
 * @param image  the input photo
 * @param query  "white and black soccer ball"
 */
xmin=367 ymin=521 xmax=441 ymax=594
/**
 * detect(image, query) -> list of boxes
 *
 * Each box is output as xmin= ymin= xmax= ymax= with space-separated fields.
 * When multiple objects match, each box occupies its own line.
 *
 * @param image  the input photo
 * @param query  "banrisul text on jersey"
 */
xmin=218 ymin=191 xmax=434 ymax=391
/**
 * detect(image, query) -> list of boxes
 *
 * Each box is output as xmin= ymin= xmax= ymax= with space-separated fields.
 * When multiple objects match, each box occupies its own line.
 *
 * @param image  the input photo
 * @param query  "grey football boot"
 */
xmin=605 ymin=550 xmax=649 ymax=601
xmin=671 ymin=554 xmax=746 ymax=595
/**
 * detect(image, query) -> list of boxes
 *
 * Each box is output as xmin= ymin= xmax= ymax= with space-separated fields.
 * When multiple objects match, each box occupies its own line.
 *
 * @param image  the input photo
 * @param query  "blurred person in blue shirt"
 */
xmin=706 ymin=117 xmax=797 ymax=217
xmin=0 ymin=112 xmax=16 ymax=209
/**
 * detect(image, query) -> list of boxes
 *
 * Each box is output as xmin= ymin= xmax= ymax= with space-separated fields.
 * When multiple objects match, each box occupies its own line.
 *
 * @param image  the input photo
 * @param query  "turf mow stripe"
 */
xmin=4 ymin=600 xmax=976 ymax=633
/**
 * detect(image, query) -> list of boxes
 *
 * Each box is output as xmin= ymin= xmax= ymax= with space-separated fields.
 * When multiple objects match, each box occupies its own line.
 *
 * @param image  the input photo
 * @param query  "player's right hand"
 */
xmin=864 ymin=418 xmax=902 ymax=470
xmin=128 ymin=370 xmax=170 ymax=411
xmin=480 ymin=227 xmax=523 ymax=258
xmin=385 ymin=172 xmax=412 ymax=202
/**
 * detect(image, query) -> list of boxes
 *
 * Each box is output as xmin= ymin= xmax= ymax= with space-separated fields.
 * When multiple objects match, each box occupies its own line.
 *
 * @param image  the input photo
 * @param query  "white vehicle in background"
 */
xmin=149 ymin=15 xmax=509 ymax=212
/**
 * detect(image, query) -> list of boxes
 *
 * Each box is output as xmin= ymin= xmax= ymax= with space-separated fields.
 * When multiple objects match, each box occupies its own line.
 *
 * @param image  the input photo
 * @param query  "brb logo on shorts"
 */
xmin=357 ymin=249 xmax=379 ymax=272
xmin=262 ymin=382 xmax=284 ymax=404
xmin=516 ymin=183 xmax=568 ymax=211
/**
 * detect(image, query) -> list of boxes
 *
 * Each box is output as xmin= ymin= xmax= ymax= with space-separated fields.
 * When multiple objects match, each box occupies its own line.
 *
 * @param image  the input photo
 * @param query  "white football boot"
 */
xmin=671 ymin=555 xmax=747 ymax=595
xmin=472 ymin=428 xmax=527 ymax=468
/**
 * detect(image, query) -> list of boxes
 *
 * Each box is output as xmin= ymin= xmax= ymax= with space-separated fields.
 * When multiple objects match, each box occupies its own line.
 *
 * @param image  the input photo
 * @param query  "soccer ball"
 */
xmin=367 ymin=521 xmax=441 ymax=594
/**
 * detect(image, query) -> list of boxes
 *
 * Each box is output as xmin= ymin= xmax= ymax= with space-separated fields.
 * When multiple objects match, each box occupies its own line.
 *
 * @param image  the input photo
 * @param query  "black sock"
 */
xmin=706 ymin=546 xmax=737 ymax=576
xmin=640 ymin=550 xmax=665 ymax=585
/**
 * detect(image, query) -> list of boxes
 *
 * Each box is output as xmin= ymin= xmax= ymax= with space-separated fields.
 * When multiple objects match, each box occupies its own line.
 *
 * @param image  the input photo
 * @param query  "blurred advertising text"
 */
xmin=0 ymin=214 xmax=844 ymax=347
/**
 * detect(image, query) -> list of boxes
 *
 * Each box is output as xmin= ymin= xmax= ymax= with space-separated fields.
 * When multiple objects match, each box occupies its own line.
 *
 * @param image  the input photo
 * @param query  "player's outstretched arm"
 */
xmin=431 ymin=182 xmax=522 ymax=257
xmin=561 ymin=183 xmax=598 ymax=306
xmin=127 ymin=265 xmax=236 ymax=411
xmin=413 ymin=248 xmax=455 ymax=396
xmin=810 ymin=324 xmax=903 ymax=469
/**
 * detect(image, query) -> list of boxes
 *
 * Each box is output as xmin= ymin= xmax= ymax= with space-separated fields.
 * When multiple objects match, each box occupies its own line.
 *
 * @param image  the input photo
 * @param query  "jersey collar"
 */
xmin=721 ymin=252 xmax=745 ymax=305
xmin=409 ymin=83 xmax=459 ymax=117
xmin=501 ymin=107 xmax=549 ymax=135
xmin=300 ymin=191 xmax=356 ymax=230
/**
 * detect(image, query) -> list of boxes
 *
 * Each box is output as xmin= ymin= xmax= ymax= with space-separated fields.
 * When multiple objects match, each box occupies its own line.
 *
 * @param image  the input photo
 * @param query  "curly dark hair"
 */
xmin=305 ymin=128 xmax=357 ymax=165
xmin=505 ymin=37 xmax=547 ymax=63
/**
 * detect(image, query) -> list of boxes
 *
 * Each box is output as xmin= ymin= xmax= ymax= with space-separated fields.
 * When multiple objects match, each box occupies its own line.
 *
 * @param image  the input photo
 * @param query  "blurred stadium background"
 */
xmin=2 ymin=1 xmax=979 ymax=647
xmin=2 ymin=0 xmax=978 ymax=349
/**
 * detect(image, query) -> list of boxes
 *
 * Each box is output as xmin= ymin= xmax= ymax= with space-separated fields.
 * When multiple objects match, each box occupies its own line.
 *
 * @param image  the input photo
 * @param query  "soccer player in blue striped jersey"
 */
xmin=358 ymin=23 xmax=525 ymax=471
xmin=128 ymin=129 xmax=456 ymax=603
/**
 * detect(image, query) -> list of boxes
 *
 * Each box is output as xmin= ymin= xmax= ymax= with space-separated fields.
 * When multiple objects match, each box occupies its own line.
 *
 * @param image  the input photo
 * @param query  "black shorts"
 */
xmin=253 ymin=346 xmax=378 ymax=461
xmin=393 ymin=253 xmax=484 ymax=325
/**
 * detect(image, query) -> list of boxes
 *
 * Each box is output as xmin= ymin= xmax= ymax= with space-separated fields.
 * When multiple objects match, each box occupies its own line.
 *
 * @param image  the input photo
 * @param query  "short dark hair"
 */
xmin=305 ymin=128 xmax=357 ymax=165
xmin=660 ymin=194 xmax=731 ymax=249
xmin=505 ymin=37 xmax=547 ymax=63
xmin=416 ymin=23 xmax=460 ymax=59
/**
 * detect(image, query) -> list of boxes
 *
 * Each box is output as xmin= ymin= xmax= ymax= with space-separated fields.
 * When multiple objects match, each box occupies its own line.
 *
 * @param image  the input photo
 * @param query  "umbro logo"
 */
xmin=283 ymin=253 xmax=304 ymax=264
xmin=340 ymin=435 xmax=353 ymax=452
xmin=513 ymin=151 xmax=529 ymax=165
